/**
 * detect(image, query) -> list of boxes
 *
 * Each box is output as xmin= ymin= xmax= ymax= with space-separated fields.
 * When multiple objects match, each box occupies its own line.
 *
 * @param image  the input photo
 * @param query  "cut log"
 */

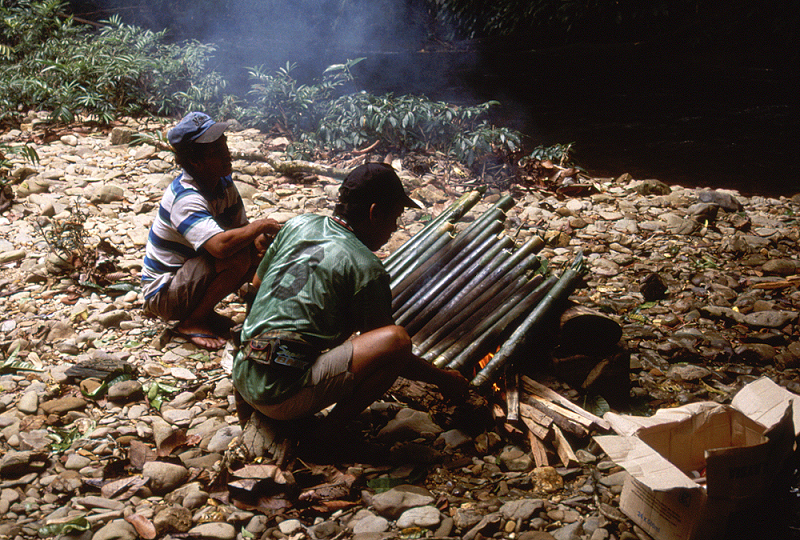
xmin=557 ymin=304 xmax=622 ymax=356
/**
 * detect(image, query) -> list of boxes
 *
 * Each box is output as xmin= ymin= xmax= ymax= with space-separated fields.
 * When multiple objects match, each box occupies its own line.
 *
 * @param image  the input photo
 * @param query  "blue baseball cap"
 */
xmin=168 ymin=112 xmax=229 ymax=146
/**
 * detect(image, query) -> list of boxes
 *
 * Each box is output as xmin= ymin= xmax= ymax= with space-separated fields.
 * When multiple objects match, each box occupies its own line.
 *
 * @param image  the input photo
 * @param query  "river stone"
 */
xmin=396 ymin=506 xmax=442 ymax=529
xmin=518 ymin=533 xmax=558 ymax=540
xmin=92 ymin=519 xmax=137 ymax=540
xmin=532 ymin=467 xmax=564 ymax=493
xmin=278 ymin=519 xmax=304 ymax=535
xmin=498 ymin=445 xmax=533 ymax=471
xmin=762 ymin=259 xmax=797 ymax=276
xmin=207 ymin=425 xmax=242 ymax=452
xmin=551 ymin=521 xmax=584 ymax=540
xmin=0 ymin=450 xmax=48 ymax=476
xmin=188 ymin=522 xmax=236 ymax=540
xmin=64 ymin=453 xmax=92 ymax=470
xmin=436 ymin=428 xmax=471 ymax=449
xmin=742 ymin=310 xmax=798 ymax=328
xmin=17 ymin=392 xmax=38 ymax=414
xmin=107 ymin=380 xmax=143 ymax=401
xmin=453 ymin=505 xmax=484 ymax=530
xmin=735 ymin=343 xmax=777 ymax=364
xmin=40 ymin=396 xmax=86 ymax=415
xmin=142 ymin=461 xmax=189 ymax=493
xmin=0 ymin=250 xmax=26 ymax=264
xmin=377 ymin=408 xmax=442 ymax=441
xmin=501 ymin=499 xmax=544 ymax=521
xmin=350 ymin=510 xmax=389 ymax=534
xmin=371 ymin=484 xmax=435 ymax=519
xmin=698 ymin=189 xmax=743 ymax=212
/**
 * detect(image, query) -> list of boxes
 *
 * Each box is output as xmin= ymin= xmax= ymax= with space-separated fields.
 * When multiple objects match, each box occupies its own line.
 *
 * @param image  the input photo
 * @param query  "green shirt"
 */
xmin=233 ymin=214 xmax=394 ymax=405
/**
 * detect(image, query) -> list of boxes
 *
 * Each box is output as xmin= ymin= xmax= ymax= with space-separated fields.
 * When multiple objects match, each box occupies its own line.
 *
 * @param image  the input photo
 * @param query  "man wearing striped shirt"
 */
xmin=142 ymin=112 xmax=281 ymax=350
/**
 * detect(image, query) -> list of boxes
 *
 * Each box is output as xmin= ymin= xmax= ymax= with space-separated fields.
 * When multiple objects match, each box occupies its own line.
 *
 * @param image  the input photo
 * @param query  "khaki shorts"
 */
xmin=253 ymin=341 xmax=356 ymax=421
xmin=142 ymin=255 xmax=218 ymax=322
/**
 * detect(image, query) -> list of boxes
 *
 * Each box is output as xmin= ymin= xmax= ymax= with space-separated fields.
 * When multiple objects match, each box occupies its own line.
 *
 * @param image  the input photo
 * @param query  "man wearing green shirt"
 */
xmin=233 ymin=163 xmax=468 ymax=454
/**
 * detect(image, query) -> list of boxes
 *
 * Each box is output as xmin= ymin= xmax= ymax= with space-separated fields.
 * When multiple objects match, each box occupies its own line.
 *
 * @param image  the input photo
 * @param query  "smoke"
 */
xmin=76 ymin=0 xmax=473 ymax=99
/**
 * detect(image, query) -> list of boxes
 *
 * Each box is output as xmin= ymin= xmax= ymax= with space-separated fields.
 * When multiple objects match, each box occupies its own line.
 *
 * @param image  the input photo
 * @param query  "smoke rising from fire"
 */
xmin=80 ymin=0 xmax=472 ymax=99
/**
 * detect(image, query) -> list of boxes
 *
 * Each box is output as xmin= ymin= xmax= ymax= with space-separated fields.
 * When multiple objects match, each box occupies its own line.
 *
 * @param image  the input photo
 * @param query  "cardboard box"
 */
xmin=594 ymin=377 xmax=798 ymax=540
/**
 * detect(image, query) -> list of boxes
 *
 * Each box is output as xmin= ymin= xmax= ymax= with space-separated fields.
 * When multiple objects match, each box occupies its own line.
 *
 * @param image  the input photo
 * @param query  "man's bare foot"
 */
xmin=172 ymin=324 xmax=227 ymax=350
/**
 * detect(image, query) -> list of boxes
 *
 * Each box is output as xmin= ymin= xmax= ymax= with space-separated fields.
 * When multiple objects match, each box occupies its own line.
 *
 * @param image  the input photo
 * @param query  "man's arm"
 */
xmin=203 ymin=218 xmax=281 ymax=259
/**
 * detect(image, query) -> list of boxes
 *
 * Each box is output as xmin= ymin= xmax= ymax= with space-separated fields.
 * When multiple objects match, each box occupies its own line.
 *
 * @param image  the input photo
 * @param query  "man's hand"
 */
xmin=253 ymin=219 xmax=282 ymax=257
xmin=255 ymin=218 xmax=282 ymax=237
xmin=436 ymin=368 xmax=470 ymax=403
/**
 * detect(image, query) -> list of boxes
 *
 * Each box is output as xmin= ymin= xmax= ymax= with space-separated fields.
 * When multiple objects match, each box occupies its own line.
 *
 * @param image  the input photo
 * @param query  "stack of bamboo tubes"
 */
xmin=386 ymin=190 xmax=587 ymax=387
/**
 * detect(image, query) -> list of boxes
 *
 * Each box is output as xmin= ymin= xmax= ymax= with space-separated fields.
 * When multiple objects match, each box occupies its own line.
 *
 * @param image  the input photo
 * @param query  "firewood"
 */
xmin=524 ymin=397 xmax=588 ymax=438
xmin=506 ymin=369 xmax=519 ymax=422
xmin=521 ymin=376 xmax=611 ymax=431
xmin=527 ymin=431 xmax=549 ymax=468
xmin=551 ymin=424 xmax=578 ymax=467
xmin=519 ymin=414 xmax=549 ymax=440
xmin=519 ymin=402 xmax=553 ymax=429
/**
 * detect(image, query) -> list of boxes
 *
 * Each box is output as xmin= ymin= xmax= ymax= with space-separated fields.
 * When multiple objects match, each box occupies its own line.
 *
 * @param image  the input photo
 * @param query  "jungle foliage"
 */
xmin=1 ymin=0 xmax=523 ymax=166
xmin=0 ymin=0 xmax=222 ymax=123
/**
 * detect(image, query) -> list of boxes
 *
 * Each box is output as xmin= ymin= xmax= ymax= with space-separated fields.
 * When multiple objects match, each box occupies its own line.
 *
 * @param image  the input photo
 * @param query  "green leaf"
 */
xmin=38 ymin=516 xmax=91 ymax=538
xmin=584 ymin=394 xmax=611 ymax=418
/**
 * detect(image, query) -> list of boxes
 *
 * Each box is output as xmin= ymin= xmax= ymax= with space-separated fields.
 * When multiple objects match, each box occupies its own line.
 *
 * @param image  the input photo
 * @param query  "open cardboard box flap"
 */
xmin=594 ymin=377 xmax=798 ymax=540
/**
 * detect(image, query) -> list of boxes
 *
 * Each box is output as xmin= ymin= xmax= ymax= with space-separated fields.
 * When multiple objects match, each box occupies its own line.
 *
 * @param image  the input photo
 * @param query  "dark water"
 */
xmin=348 ymin=40 xmax=799 ymax=198
xmin=214 ymin=36 xmax=798 ymax=198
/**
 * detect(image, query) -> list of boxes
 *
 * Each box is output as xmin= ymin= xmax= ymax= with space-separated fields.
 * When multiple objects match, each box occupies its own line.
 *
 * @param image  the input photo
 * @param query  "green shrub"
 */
xmin=0 ymin=0 xmax=223 ymax=123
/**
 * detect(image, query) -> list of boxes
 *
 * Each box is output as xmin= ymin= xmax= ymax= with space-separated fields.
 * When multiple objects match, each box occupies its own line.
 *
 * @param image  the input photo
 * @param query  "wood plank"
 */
xmin=551 ymin=424 xmax=578 ymax=467
xmin=519 ymin=402 xmax=553 ymax=429
xmin=520 ymin=414 xmax=549 ymax=440
xmin=527 ymin=431 xmax=549 ymax=468
xmin=525 ymin=398 xmax=588 ymax=438
xmin=506 ymin=370 xmax=519 ymax=422
xmin=525 ymin=394 xmax=593 ymax=429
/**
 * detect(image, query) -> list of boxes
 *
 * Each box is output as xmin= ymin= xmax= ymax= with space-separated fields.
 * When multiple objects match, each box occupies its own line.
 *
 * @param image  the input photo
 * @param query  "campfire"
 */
xmin=387 ymin=189 xmax=624 ymax=467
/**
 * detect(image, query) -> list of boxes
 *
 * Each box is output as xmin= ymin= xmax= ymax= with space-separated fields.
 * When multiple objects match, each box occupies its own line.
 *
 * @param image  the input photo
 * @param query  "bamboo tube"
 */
xmin=387 ymin=221 xmax=454 ymax=284
xmin=441 ymin=275 xmax=555 ymax=370
xmin=424 ymin=273 xmax=542 ymax=362
xmin=390 ymin=195 xmax=515 ymax=304
xmin=413 ymin=236 xmax=544 ymax=347
xmin=391 ymin=214 xmax=505 ymax=312
xmin=404 ymin=238 xmax=514 ymax=338
xmin=393 ymin=220 xmax=503 ymax=322
xmin=400 ymin=233 xmax=513 ymax=334
xmin=471 ymin=253 xmax=587 ymax=388
xmin=422 ymin=274 xmax=532 ymax=362
xmin=384 ymin=189 xmax=483 ymax=272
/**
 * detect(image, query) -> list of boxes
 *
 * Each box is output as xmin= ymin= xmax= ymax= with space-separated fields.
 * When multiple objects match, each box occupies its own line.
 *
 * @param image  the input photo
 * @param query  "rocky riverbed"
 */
xmin=1 ymin=114 xmax=800 ymax=540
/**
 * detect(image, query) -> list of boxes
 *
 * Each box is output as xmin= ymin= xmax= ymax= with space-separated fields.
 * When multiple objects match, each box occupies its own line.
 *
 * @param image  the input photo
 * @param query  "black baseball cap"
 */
xmin=339 ymin=163 xmax=421 ymax=209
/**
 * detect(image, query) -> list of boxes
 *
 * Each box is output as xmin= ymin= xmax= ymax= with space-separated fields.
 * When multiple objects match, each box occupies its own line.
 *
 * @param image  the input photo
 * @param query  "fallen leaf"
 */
xmin=125 ymin=513 xmax=156 ymax=540
xmin=101 ymin=476 xmax=148 ymax=500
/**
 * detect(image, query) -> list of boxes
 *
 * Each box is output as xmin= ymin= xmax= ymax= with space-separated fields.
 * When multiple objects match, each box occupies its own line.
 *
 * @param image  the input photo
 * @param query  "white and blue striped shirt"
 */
xmin=141 ymin=171 xmax=247 ymax=299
